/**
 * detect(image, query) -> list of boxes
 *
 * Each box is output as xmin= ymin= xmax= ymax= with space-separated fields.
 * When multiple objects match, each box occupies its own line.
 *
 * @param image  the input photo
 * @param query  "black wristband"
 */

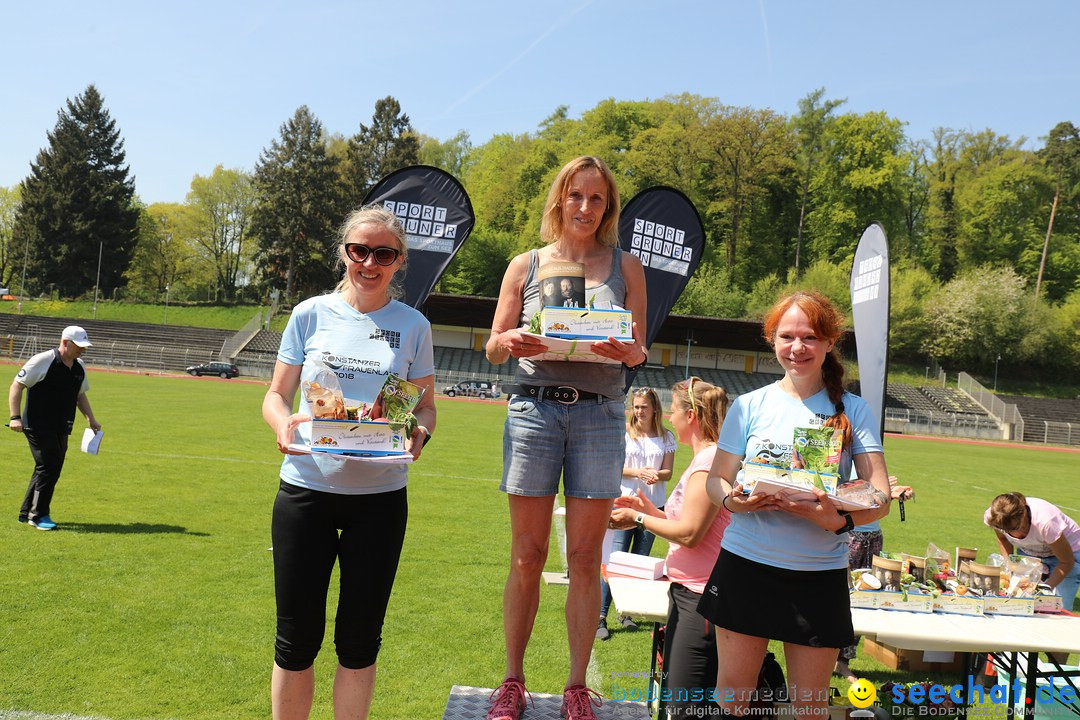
xmin=722 ymin=493 xmax=735 ymax=512
xmin=10 ymin=415 xmax=21 ymax=421
xmin=624 ymin=352 xmax=647 ymax=371
xmin=834 ymin=511 xmax=855 ymax=535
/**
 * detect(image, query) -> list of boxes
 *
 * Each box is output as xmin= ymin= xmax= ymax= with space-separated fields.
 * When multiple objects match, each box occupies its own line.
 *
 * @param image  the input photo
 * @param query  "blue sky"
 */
xmin=3 ymin=0 xmax=1077 ymax=205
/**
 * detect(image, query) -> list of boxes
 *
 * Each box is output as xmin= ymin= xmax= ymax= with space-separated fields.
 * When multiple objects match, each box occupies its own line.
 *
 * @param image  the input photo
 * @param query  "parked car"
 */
xmin=443 ymin=380 xmax=499 ymax=398
xmin=186 ymin=361 xmax=239 ymax=379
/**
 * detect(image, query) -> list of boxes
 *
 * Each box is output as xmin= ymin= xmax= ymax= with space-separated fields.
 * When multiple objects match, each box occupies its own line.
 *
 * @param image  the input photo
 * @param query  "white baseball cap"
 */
xmin=61 ymin=326 xmax=93 ymax=348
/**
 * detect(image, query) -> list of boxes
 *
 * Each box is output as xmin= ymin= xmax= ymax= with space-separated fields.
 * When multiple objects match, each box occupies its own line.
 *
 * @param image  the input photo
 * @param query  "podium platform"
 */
xmin=443 ymin=685 xmax=650 ymax=719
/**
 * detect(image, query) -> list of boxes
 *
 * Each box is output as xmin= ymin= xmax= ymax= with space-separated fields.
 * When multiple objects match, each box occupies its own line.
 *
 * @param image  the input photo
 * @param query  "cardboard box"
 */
xmin=1036 ymin=595 xmax=1065 ymax=613
xmin=874 ymin=589 xmax=934 ymax=613
xmin=983 ymin=595 xmax=1035 ymax=616
xmin=849 ymin=590 xmax=880 ymax=609
xmin=309 ymin=418 xmax=406 ymax=455
xmin=540 ymin=307 xmax=633 ymax=341
xmin=932 ymin=593 xmax=985 ymax=616
xmin=606 ymin=552 xmax=665 ymax=579
xmin=742 ymin=462 xmax=841 ymax=496
xmin=863 ymin=638 xmax=965 ymax=673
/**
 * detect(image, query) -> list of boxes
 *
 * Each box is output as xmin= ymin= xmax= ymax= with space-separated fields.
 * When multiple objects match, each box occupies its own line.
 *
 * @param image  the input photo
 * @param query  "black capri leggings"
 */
xmin=272 ymin=480 xmax=408 ymax=671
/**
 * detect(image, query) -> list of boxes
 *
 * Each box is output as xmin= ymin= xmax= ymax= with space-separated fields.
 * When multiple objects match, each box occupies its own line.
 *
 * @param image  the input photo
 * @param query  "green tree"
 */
xmin=955 ymin=152 xmax=1048 ymax=276
xmin=188 ymin=166 xmax=256 ymax=301
xmin=418 ymin=130 xmax=473 ymax=178
xmin=671 ymin=262 xmax=747 ymax=319
xmin=922 ymin=266 xmax=1027 ymax=369
xmin=1035 ymin=121 xmax=1080 ymax=299
xmin=897 ymin=139 xmax=930 ymax=261
xmin=439 ymin=229 xmax=517 ymax=297
xmin=624 ymin=94 xmax=715 ymax=200
xmin=0 ymin=185 xmax=20 ymax=290
xmin=345 ymin=97 xmax=420 ymax=204
xmin=13 ymin=84 xmax=138 ymax=298
xmin=804 ymin=112 xmax=906 ymax=269
xmin=252 ymin=106 xmax=343 ymax=301
xmin=1054 ymin=291 xmax=1080 ymax=372
xmin=459 ymin=132 xmax=534 ymax=234
xmin=703 ymin=106 xmax=795 ymax=271
xmin=125 ymin=202 xmax=203 ymax=301
xmin=924 ymin=128 xmax=962 ymax=280
xmin=888 ymin=263 xmax=937 ymax=360
xmin=791 ymin=88 xmax=845 ymax=277
xmin=786 ymin=259 xmax=852 ymax=317
xmin=744 ymin=273 xmax=785 ymax=321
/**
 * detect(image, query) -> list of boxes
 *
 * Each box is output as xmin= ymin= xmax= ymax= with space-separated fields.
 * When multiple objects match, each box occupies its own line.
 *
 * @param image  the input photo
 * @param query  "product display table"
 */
xmin=853 ymin=607 xmax=1080 ymax=716
xmin=609 ymin=577 xmax=1080 ymax=717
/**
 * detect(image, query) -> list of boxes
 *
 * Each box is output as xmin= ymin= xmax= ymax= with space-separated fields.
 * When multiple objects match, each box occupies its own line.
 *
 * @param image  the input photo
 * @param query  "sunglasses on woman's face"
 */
xmin=345 ymin=243 xmax=401 ymax=266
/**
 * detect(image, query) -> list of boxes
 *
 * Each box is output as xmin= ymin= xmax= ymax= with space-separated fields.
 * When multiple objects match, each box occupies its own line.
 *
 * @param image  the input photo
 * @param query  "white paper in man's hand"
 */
xmin=81 ymin=428 xmax=103 ymax=455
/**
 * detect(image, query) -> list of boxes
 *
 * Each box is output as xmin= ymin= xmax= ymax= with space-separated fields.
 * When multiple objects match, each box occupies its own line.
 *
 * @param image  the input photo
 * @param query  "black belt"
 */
xmin=502 ymin=384 xmax=601 ymax=405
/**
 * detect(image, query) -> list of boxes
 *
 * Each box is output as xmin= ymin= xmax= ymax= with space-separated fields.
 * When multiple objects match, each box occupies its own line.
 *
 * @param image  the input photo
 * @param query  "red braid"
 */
xmin=821 ymin=352 xmax=853 ymax=451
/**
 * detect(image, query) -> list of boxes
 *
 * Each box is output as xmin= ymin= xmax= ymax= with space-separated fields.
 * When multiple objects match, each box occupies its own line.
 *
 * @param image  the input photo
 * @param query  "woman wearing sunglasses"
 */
xmin=484 ymin=156 xmax=647 ymax=720
xmin=597 ymin=386 xmax=676 ymax=641
xmin=701 ymin=291 xmax=891 ymax=720
xmin=262 ymin=205 xmax=436 ymax=720
xmin=609 ymin=377 xmax=730 ymax=720
xmin=985 ymin=492 xmax=1080 ymax=611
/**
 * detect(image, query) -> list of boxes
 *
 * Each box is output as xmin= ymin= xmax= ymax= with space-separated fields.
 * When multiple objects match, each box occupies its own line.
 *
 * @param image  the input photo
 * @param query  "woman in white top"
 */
xmin=597 ymin=387 xmax=675 ymax=640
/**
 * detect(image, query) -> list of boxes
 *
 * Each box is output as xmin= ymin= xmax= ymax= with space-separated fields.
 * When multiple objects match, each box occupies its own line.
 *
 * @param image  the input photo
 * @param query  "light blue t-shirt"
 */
xmin=276 ymin=293 xmax=435 ymax=495
xmin=718 ymin=382 xmax=883 ymax=571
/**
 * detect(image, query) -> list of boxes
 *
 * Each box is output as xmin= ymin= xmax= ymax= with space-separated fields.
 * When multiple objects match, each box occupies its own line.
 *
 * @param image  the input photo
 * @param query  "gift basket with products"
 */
xmin=299 ymin=364 xmax=423 ymax=457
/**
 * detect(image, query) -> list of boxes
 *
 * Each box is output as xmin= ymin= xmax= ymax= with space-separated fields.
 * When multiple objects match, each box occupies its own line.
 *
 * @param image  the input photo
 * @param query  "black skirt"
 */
xmin=696 ymin=549 xmax=854 ymax=649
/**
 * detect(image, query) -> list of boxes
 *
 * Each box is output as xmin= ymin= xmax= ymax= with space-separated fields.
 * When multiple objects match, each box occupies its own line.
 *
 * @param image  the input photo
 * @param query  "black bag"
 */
xmin=750 ymin=652 xmax=788 ymax=715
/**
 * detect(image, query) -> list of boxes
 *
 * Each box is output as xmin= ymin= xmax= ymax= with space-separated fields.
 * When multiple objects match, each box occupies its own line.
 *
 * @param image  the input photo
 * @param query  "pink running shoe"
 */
xmin=561 ymin=685 xmax=602 ymax=720
xmin=487 ymin=677 xmax=530 ymax=720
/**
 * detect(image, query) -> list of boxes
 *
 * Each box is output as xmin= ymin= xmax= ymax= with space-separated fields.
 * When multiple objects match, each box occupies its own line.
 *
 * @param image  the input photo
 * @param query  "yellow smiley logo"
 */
xmin=848 ymin=678 xmax=876 ymax=708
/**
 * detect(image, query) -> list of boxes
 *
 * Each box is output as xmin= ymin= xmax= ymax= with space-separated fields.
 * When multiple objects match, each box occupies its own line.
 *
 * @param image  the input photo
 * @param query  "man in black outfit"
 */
xmin=9 ymin=326 xmax=102 ymax=530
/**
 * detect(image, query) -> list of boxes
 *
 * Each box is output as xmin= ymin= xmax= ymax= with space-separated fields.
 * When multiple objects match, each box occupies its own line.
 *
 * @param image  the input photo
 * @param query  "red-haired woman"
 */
xmin=701 ymin=291 xmax=891 ymax=720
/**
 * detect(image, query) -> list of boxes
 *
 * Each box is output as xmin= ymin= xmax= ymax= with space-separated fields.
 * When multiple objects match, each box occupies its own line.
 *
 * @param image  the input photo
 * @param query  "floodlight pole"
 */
xmin=993 ymin=354 xmax=1001 ymax=392
xmin=164 ymin=284 xmax=170 ymax=325
xmin=92 ymin=241 xmax=103 ymax=319
xmin=684 ymin=336 xmax=694 ymax=379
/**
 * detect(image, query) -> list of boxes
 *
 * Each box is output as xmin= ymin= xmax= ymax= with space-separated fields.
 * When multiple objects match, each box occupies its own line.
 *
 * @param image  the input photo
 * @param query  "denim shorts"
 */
xmin=501 ymin=394 xmax=625 ymax=499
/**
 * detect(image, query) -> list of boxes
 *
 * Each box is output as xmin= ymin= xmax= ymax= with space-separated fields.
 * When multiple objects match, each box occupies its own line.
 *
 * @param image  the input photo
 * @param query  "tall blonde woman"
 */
xmin=610 ymin=377 xmax=729 ymax=720
xmin=485 ymin=156 xmax=647 ymax=720
xmin=263 ymin=206 xmax=436 ymax=720
xmin=597 ymin=387 xmax=675 ymax=640
xmin=701 ymin=291 xmax=891 ymax=720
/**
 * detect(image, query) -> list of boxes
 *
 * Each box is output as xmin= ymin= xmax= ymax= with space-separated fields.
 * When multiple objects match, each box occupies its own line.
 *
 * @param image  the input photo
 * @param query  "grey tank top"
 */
xmin=514 ymin=248 xmax=628 ymax=399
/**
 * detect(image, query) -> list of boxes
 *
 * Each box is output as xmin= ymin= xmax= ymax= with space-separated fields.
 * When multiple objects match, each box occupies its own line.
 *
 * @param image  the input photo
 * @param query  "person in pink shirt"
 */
xmin=609 ymin=377 xmax=729 ymax=720
xmin=985 ymin=492 xmax=1080 ymax=610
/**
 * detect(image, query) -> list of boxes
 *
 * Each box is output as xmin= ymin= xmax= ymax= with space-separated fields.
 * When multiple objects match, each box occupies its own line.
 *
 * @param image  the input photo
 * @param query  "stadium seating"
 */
xmin=919 ymin=385 xmax=989 ymax=416
xmin=999 ymin=394 xmax=1080 ymax=444
xmin=1 ymin=315 xmax=235 ymax=373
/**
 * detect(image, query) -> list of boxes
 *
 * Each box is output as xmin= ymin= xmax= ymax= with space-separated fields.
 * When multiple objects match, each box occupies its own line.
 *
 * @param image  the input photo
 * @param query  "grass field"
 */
xmin=0 ymin=367 xmax=1077 ymax=719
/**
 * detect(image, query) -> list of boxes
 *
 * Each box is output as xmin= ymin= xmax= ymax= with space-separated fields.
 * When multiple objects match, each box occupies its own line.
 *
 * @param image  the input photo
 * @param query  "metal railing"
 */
xmin=1031 ymin=422 xmax=1078 ymax=446
xmin=958 ymin=371 xmax=1024 ymax=439
xmin=220 ymin=312 xmax=264 ymax=361
xmin=884 ymin=407 xmax=1006 ymax=440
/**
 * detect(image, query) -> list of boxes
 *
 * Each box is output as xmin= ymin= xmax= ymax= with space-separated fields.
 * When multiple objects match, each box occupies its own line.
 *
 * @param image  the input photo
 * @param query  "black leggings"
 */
xmin=662 ymin=583 xmax=718 ymax=719
xmin=271 ymin=481 xmax=408 ymax=671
